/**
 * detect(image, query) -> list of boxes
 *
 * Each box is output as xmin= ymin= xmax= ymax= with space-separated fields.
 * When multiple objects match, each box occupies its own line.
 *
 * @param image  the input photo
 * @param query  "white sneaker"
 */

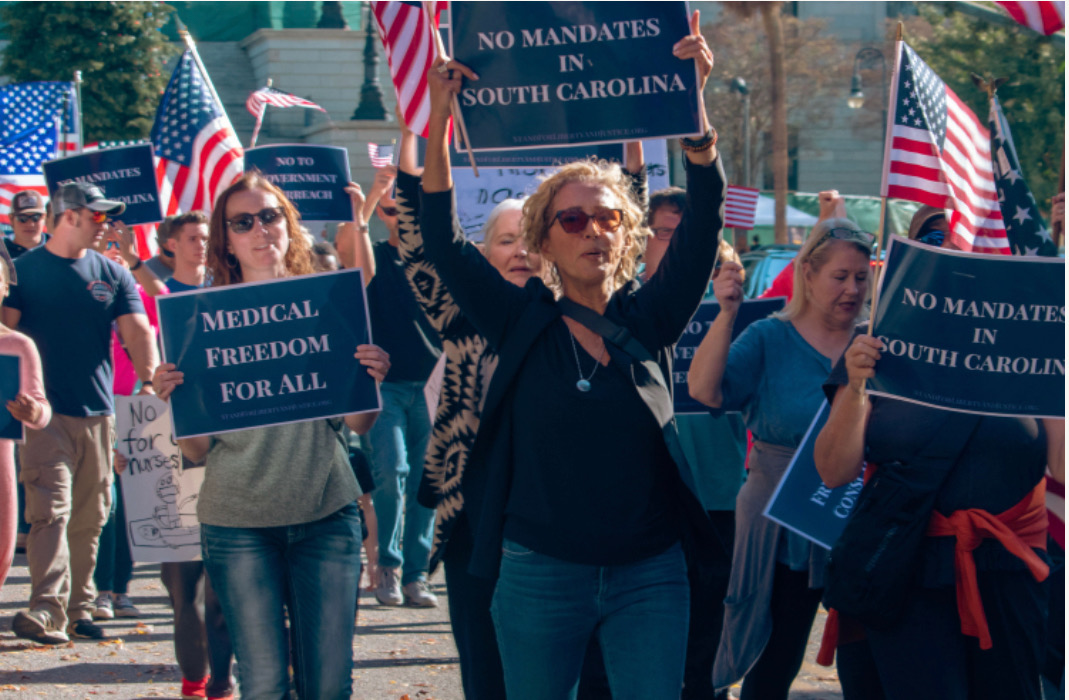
xmin=112 ymin=593 xmax=141 ymax=618
xmin=92 ymin=594 xmax=114 ymax=620
xmin=403 ymin=580 xmax=438 ymax=608
xmin=374 ymin=567 xmax=403 ymax=606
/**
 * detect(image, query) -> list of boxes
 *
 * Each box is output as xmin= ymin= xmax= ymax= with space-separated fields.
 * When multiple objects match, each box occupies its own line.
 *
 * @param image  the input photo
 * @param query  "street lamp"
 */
xmin=847 ymin=47 xmax=886 ymax=112
xmin=730 ymin=76 xmax=751 ymax=188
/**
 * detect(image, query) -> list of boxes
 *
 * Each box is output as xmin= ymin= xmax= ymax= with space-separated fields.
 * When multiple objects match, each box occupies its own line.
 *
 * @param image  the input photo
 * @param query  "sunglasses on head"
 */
xmin=813 ymin=227 xmax=875 ymax=251
xmin=378 ymin=204 xmax=399 ymax=217
xmin=226 ymin=207 xmax=284 ymax=234
xmin=552 ymin=207 xmax=624 ymax=235
xmin=916 ymin=228 xmax=945 ymax=248
xmin=15 ymin=213 xmax=42 ymax=224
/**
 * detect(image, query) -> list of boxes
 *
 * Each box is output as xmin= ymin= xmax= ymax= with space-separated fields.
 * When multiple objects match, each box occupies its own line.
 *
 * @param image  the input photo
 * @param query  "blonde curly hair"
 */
xmin=521 ymin=159 xmax=648 ymax=295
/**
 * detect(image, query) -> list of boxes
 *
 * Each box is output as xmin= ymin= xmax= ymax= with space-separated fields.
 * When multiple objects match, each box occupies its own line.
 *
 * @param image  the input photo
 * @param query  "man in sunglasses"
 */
xmin=7 ymin=190 xmax=49 ymax=260
xmin=1 ymin=181 xmax=158 ymax=644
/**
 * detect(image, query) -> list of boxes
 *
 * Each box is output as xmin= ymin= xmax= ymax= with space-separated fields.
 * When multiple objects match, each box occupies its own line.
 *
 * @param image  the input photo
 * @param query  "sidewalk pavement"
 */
xmin=0 ymin=554 xmax=843 ymax=699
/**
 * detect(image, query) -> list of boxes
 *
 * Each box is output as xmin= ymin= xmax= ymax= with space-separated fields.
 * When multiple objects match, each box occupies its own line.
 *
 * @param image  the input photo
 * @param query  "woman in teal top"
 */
xmin=689 ymin=218 xmax=874 ymax=700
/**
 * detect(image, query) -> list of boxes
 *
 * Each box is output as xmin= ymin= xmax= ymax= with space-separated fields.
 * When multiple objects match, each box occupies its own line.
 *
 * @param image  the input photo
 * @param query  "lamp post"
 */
xmin=847 ymin=47 xmax=887 ymax=128
xmin=730 ymin=76 xmax=752 ymax=188
xmin=352 ymin=2 xmax=388 ymax=121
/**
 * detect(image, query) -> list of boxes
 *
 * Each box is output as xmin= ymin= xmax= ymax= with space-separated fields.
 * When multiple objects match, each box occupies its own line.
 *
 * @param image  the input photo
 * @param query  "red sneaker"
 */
xmin=181 ymin=677 xmax=208 ymax=699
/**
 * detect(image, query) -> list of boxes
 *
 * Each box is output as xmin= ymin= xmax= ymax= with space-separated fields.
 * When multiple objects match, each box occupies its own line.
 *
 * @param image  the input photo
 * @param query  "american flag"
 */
xmin=995 ymin=1 xmax=1065 ymax=35
xmin=989 ymin=95 xmax=1057 ymax=257
xmin=246 ymin=86 xmax=326 ymax=147
xmin=0 ymin=123 xmax=59 ymax=225
xmin=724 ymin=185 xmax=760 ymax=229
xmin=372 ymin=1 xmax=446 ymax=139
xmin=882 ymin=42 xmax=1010 ymax=254
xmin=368 ymin=142 xmax=395 ymax=168
xmin=151 ymin=50 xmax=243 ymax=218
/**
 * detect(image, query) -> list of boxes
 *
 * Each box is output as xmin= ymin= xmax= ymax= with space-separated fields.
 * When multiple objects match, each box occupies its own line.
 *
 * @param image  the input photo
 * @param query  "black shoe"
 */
xmin=67 ymin=619 xmax=106 ymax=640
xmin=12 ymin=610 xmax=69 ymax=645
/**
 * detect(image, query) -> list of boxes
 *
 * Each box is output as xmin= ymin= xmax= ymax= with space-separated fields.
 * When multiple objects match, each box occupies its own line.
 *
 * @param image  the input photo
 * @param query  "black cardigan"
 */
xmin=420 ymin=155 xmax=728 ymax=578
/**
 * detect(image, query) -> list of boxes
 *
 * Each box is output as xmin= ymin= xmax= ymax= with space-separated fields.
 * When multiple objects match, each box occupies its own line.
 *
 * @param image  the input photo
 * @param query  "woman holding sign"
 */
xmin=152 ymin=174 xmax=390 ymax=700
xmin=0 ymin=259 xmax=51 ymax=591
xmin=812 ymin=230 xmax=1064 ymax=699
xmin=420 ymin=12 xmax=721 ymax=699
xmin=688 ymin=217 xmax=874 ymax=699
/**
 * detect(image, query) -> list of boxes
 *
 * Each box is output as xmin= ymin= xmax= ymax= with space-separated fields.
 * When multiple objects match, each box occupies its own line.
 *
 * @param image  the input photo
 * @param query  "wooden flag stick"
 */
xmin=866 ymin=197 xmax=889 ymax=336
xmin=424 ymin=2 xmax=479 ymax=177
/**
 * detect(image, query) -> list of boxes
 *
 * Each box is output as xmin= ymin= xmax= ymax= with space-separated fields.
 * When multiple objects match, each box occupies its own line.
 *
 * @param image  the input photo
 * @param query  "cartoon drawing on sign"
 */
xmin=127 ymin=470 xmax=200 ymax=549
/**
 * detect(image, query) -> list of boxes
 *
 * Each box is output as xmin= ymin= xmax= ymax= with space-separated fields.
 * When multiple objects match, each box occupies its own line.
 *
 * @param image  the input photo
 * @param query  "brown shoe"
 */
xmin=12 ymin=610 xmax=69 ymax=645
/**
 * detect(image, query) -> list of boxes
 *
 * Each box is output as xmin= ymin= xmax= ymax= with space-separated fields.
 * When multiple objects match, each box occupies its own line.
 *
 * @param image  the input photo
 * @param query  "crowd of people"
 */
xmin=0 ymin=11 xmax=1063 ymax=700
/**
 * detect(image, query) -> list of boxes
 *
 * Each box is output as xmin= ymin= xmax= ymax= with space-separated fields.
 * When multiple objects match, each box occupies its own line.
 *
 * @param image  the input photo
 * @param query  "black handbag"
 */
xmin=822 ymin=410 xmax=980 ymax=629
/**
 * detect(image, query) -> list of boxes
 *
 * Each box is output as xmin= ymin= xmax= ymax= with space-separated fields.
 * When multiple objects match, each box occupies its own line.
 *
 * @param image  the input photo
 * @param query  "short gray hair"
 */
xmin=481 ymin=198 xmax=526 ymax=248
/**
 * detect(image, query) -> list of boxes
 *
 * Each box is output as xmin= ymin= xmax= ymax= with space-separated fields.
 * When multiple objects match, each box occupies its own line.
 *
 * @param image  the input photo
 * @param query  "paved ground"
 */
xmin=0 ymin=553 xmax=843 ymax=699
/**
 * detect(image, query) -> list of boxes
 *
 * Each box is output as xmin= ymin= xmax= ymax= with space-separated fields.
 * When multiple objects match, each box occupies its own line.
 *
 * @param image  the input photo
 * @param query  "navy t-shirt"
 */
xmin=4 ymin=247 xmax=144 ymax=417
xmin=164 ymin=278 xmax=200 ymax=293
xmin=366 ymin=241 xmax=442 ymax=382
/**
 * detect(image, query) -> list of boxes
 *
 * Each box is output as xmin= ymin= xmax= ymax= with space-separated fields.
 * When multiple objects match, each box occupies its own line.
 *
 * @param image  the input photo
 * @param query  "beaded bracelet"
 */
xmin=679 ymin=127 xmax=718 ymax=153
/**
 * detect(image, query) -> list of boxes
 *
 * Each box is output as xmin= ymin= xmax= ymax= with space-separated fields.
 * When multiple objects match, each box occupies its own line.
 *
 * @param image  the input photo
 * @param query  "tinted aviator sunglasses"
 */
xmin=15 ymin=213 xmax=42 ymax=224
xmin=226 ymin=207 xmax=284 ymax=234
xmin=813 ymin=227 xmax=876 ymax=250
xmin=552 ymin=207 xmax=624 ymax=234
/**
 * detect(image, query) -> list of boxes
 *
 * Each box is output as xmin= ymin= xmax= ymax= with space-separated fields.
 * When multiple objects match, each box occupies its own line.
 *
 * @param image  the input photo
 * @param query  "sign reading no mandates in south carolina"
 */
xmin=449 ymin=2 xmax=701 ymax=150
xmin=156 ymin=269 xmax=380 ymax=439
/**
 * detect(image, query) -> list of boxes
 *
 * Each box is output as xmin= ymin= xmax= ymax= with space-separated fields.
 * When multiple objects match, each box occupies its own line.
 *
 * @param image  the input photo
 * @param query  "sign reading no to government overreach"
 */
xmin=449 ymin=2 xmax=702 ymax=150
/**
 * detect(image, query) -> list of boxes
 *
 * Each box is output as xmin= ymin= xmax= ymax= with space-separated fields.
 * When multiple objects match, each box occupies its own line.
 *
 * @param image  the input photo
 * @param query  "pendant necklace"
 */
xmin=567 ymin=327 xmax=606 ymax=393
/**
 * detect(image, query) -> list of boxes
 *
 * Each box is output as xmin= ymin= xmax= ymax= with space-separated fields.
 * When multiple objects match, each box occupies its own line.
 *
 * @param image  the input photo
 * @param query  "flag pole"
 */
xmin=424 ymin=2 xmax=479 ymax=177
xmin=177 ymin=19 xmax=239 ymax=141
xmin=73 ymin=70 xmax=84 ymax=154
xmin=867 ymin=22 xmax=904 ymax=336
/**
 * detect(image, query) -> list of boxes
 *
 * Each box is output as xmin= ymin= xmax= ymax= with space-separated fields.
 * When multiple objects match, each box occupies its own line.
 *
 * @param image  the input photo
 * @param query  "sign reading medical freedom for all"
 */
xmin=243 ymin=145 xmax=353 ymax=222
xmin=157 ymin=269 xmax=380 ymax=439
xmin=43 ymin=144 xmax=162 ymax=225
xmin=870 ymin=235 xmax=1064 ymax=418
xmin=673 ymin=297 xmax=786 ymax=415
xmin=449 ymin=2 xmax=701 ymax=150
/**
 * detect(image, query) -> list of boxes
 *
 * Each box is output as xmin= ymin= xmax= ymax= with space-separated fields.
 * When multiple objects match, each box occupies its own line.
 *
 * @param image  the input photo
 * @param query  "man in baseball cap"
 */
xmin=8 ymin=189 xmax=48 ymax=259
xmin=51 ymin=182 xmax=126 ymax=218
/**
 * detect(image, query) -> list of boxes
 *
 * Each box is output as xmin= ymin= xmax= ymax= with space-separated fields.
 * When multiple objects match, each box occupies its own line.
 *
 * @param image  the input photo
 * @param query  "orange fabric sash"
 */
xmin=926 ymin=480 xmax=1049 ymax=650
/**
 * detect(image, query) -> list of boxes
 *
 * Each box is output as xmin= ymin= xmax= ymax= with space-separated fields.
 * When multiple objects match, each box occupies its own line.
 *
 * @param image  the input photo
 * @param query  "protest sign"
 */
xmin=157 ymin=268 xmax=380 ymax=439
xmin=452 ymin=139 xmax=669 ymax=238
xmin=0 ymin=354 xmax=22 ymax=441
xmin=763 ymin=401 xmax=864 ymax=550
xmin=870 ymin=235 xmax=1064 ymax=418
xmin=673 ymin=297 xmax=786 ymax=415
xmin=115 ymin=395 xmax=203 ymax=562
xmin=43 ymin=144 xmax=161 ymax=225
xmin=243 ymin=145 xmax=353 ymax=222
xmin=449 ymin=2 xmax=700 ymax=150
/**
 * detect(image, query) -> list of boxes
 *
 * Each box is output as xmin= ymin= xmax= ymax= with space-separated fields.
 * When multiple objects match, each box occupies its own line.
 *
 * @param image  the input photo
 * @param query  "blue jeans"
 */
xmin=491 ymin=540 xmax=690 ymax=700
xmin=201 ymin=502 xmax=362 ymax=700
xmin=366 ymin=381 xmax=434 ymax=584
xmin=94 ymin=480 xmax=133 ymax=594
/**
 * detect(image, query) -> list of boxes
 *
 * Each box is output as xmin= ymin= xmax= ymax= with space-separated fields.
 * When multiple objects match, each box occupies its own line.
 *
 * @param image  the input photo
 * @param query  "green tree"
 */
xmin=1 ymin=1 xmax=178 ymax=142
xmin=905 ymin=4 xmax=1065 ymax=210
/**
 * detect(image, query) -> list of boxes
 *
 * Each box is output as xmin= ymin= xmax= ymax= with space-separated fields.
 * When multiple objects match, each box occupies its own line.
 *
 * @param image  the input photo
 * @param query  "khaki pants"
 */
xmin=19 ymin=414 xmax=114 ymax=629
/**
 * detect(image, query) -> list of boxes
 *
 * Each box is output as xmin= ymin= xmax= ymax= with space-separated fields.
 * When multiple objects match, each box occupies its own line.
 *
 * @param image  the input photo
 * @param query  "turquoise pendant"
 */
xmin=576 ymin=379 xmax=591 ymax=392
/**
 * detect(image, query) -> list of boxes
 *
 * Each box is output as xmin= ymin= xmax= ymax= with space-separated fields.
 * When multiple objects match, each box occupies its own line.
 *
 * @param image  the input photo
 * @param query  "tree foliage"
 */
xmin=1 ymin=1 xmax=178 ymax=142
xmin=703 ymin=9 xmax=850 ymax=194
xmin=905 ymin=4 xmax=1065 ymax=208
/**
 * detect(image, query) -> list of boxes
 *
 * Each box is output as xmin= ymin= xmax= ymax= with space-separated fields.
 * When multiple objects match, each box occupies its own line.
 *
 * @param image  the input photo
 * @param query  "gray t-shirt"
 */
xmin=197 ymin=419 xmax=361 ymax=527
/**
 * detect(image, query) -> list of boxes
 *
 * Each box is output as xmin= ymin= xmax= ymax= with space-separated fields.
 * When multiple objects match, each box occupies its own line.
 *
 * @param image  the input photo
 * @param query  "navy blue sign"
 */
xmin=43 ymin=144 xmax=161 ymax=225
xmin=764 ymin=401 xmax=863 ymax=550
xmin=156 ymin=269 xmax=379 ymax=439
xmin=244 ymin=145 xmax=353 ymax=222
xmin=0 ymin=354 xmax=22 ymax=441
xmin=870 ymin=235 xmax=1064 ymax=418
xmin=674 ymin=297 xmax=787 ymax=414
xmin=450 ymin=2 xmax=700 ymax=150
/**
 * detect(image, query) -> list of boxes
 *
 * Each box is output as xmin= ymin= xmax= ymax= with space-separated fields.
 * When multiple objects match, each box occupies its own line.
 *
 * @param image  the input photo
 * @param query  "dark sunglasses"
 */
xmin=226 ymin=207 xmax=284 ymax=234
xmin=813 ymin=227 xmax=875 ymax=251
xmin=552 ymin=207 xmax=624 ymax=235
xmin=15 ymin=213 xmax=42 ymax=224
xmin=916 ymin=228 xmax=945 ymax=248
xmin=378 ymin=204 xmax=399 ymax=217
xmin=83 ymin=209 xmax=109 ymax=225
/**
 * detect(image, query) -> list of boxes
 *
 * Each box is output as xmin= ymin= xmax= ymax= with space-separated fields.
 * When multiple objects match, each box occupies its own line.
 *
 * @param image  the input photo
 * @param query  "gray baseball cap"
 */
xmin=52 ymin=182 xmax=126 ymax=217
